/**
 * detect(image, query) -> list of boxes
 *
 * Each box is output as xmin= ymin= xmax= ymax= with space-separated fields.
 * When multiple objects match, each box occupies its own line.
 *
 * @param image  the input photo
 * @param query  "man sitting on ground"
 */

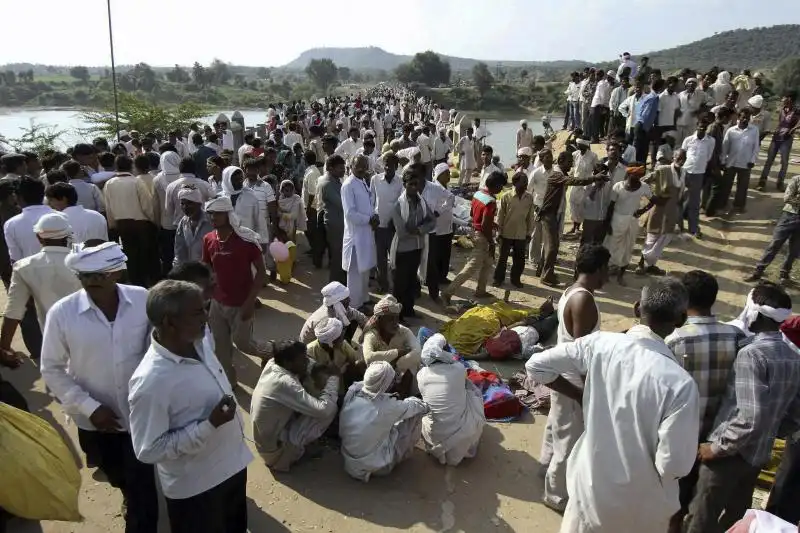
xmin=339 ymin=361 xmax=429 ymax=482
xmin=307 ymin=317 xmax=366 ymax=393
xmin=299 ymin=281 xmax=368 ymax=344
xmin=362 ymin=295 xmax=422 ymax=379
xmin=251 ymin=340 xmax=339 ymax=472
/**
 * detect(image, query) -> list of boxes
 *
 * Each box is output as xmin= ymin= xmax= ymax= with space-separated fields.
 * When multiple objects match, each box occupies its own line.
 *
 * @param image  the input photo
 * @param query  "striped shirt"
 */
xmin=666 ymin=316 xmax=746 ymax=439
xmin=708 ymin=331 xmax=800 ymax=467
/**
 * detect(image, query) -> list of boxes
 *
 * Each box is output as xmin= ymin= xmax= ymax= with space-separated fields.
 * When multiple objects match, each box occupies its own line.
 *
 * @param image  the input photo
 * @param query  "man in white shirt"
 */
xmin=526 ymin=278 xmax=699 ymax=533
xmin=676 ymin=78 xmax=703 ymax=145
xmin=3 ymin=176 xmax=53 ymax=263
xmin=457 ymin=128 xmax=477 ymax=187
xmin=0 ymin=213 xmax=81 ymax=363
xmin=517 ymin=120 xmax=535 ymax=151
xmin=164 ymin=158 xmax=214 ymax=229
xmin=616 ymin=52 xmax=638 ymax=80
xmin=708 ymin=109 xmax=760 ymax=216
xmin=527 ymin=149 xmax=555 ymax=267
xmin=62 ymin=160 xmax=105 ymax=213
xmin=607 ymin=76 xmax=630 ymax=137
xmin=432 ymin=128 xmax=453 ymax=166
xmin=41 ymin=242 xmax=159 ymax=532
xmin=236 ymin=133 xmax=255 ymax=166
xmin=128 ymin=280 xmax=252 ymax=533
xmin=369 ymin=153 xmax=402 ymax=294
xmin=649 ymin=76 xmax=682 ymax=167
xmin=45 ymin=183 xmax=108 ymax=244
xmin=478 ymin=145 xmax=502 ymax=189
xmin=423 ymin=163 xmax=455 ymax=300
xmin=302 ymin=151 xmax=323 ymax=260
xmin=564 ymin=72 xmax=582 ymax=130
xmin=283 ymin=122 xmax=303 ymax=153
xmin=168 ymin=130 xmax=190 ymax=160
xmin=473 ymin=118 xmax=489 ymax=148
xmin=680 ymin=117 xmax=716 ymax=238
xmin=417 ymin=126 xmax=434 ymax=180
xmin=589 ymin=70 xmax=615 ymax=143
xmin=341 ymin=156 xmax=378 ymax=310
xmin=334 ymin=127 xmax=363 ymax=163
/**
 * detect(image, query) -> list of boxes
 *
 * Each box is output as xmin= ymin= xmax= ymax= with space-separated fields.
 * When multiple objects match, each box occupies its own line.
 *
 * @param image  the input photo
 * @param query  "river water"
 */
xmin=0 ymin=108 xmax=559 ymax=167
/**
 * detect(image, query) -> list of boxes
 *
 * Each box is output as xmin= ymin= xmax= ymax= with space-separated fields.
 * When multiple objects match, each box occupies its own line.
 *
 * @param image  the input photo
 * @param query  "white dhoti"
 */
xmin=261 ymin=408 xmax=337 ymax=472
xmin=346 ymin=247 xmax=371 ymax=309
xmin=569 ymin=187 xmax=585 ymax=224
xmin=605 ymin=213 xmax=640 ymax=268
xmin=542 ymin=391 xmax=585 ymax=511
xmin=529 ymin=219 xmax=543 ymax=265
xmin=641 ymin=233 xmax=674 ymax=267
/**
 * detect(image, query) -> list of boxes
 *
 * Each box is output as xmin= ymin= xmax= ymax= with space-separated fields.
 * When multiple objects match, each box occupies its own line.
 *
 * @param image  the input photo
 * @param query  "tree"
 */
xmin=9 ymin=121 xmax=66 ymax=156
xmin=80 ymin=92 xmax=207 ymax=137
xmin=192 ymin=62 xmax=209 ymax=88
xmin=166 ymin=64 xmax=191 ymax=84
xmin=472 ymin=62 xmax=494 ymax=98
xmin=209 ymin=59 xmax=231 ymax=85
xmin=520 ymin=69 xmax=529 ymax=81
xmin=69 ymin=66 xmax=90 ymax=83
xmin=774 ymin=56 xmax=800 ymax=98
xmin=394 ymin=51 xmax=451 ymax=86
xmin=2 ymin=71 xmax=16 ymax=86
xmin=305 ymin=58 xmax=338 ymax=90
xmin=338 ymin=66 xmax=352 ymax=82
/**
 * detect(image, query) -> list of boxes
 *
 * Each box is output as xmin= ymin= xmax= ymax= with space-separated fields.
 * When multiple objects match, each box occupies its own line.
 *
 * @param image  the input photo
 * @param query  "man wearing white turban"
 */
xmin=362 ymin=295 xmax=422 ymax=376
xmin=154 ymin=150 xmax=183 ymax=275
xmin=685 ymin=283 xmax=800 ymax=533
xmin=0 ymin=213 xmax=82 ymax=366
xmin=418 ymin=334 xmax=485 ymax=466
xmin=299 ymin=281 xmax=368 ymax=344
xmin=339 ymin=361 xmax=429 ymax=481
xmin=251 ymin=340 xmax=339 ymax=472
xmin=306 ymin=317 xmax=365 ymax=392
xmin=174 ymin=185 xmax=213 ymax=267
xmin=41 ymin=241 xmax=159 ymax=531
xmin=517 ymin=120 xmax=534 ymax=151
xmin=203 ymin=195 xmax=273 ymax=386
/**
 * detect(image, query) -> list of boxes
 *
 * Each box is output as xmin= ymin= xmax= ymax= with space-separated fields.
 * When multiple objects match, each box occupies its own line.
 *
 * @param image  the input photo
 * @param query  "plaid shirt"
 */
xmin=709 ymin=331 xmax=800 ymax=467
xmin=666 ymin=316 xmax=745 ymax=439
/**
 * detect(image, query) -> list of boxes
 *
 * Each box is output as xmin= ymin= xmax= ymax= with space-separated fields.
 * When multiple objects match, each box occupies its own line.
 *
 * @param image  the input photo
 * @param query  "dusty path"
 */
xmin=4 ymin=140 xmax=799 ymax=533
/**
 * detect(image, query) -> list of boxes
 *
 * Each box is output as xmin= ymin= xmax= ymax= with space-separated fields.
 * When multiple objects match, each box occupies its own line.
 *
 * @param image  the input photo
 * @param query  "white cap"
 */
xmin=606 ymin=70 xmax=616 ymax=77
xmin=118 ymin=130 xmax=130 ymax=138
xmin=517 ymin=147 xmax=533 ymax=157
xmin=748 ymin=95 xmax=764 ymax=109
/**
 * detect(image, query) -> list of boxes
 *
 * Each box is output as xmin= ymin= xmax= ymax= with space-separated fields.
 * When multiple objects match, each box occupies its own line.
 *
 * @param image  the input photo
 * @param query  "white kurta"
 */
xmin=526 ymin=326 xmax=700 ymax=533
xmin=339 ymin=388 xmax=428 ymax=482
xmin=341 ymin=175 xmax=376 ymax=273
xmin=418 ymin=362 xmax=485 ymax=466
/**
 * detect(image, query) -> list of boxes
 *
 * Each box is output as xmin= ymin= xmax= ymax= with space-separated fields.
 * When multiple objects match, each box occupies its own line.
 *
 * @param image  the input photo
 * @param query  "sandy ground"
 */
xmin=4 ymin=139 xmax=800 ymax=533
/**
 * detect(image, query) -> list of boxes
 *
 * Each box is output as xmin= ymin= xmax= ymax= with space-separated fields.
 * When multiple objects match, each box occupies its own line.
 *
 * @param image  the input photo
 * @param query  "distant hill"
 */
xmin=282 ymin=47 xmax=587 ymax=72
xmin=283 ymin=25 xmax=800 ymax=73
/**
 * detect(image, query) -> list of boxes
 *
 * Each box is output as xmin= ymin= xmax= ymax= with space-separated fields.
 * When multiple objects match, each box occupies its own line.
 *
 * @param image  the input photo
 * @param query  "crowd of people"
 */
xmin=0 ymin=58 xmax=797 ymax=533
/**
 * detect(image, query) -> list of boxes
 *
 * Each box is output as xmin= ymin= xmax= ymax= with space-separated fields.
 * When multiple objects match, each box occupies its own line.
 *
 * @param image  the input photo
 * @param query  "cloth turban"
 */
xmin=315 ymin=317 xmax=344 ymax=345
xmin=362 ymin=361 xmax=396 ymax=397
xmin=66 ymin=241 xmax=127 ymax=273
xmin=748 ymin=95 xmax=764 ymax=109
xmin=626 ymin=166 xmax=647 ymax=178
xmin=735 ymin=289 xmax=792 ymax=332
xmin=204 ymin=195 xmax=262 ymax=250
xmin=433 ymin=163 xmax=450 ymax=179
xmin=576 ymin=139 xmax=591 ymax=147
xmin=321 ymin=281 xmax=351 ymax=326
xmin=421 ymin=333 xmax=455 ymax=366
xmin=373 ymin=295 xmax=402 ymax=317
xmin=177 ymin=185 xmax=203 ymax=204
xmin=517 ymin=147 xmax=533 ymax=157
xmin=33 ymin=213 xmax=72 ymax=240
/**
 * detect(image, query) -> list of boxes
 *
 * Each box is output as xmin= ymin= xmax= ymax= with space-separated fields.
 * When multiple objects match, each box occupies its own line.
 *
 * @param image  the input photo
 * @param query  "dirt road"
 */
xmin=4 ymin=142 xmax=799 ymax=533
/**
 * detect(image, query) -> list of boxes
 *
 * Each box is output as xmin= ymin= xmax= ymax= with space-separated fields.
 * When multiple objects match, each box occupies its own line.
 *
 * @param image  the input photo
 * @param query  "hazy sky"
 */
xmin=5 ymin=0 xmax=797 ymax=67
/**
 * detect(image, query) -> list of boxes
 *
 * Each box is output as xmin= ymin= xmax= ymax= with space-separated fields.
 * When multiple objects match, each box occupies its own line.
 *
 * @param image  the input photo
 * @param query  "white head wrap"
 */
xmin=362 ymin=361 xmax=396 ymax=396
xmin=606 ymin=70 xmax=616 ymax=77
xmin=315 ymin=317 xmax=344 ymax=346
xmin=433 ymin=162 xmax=450 ymax=179
xmin=730 ymin=289 xmax=793 ymax=335
xmin=519 ymin=119 xmax=527 ymax=126
xmin=204 ymin=196 xmax=263 ymax=250
xmin=421 ymin=333 xmax=455 ymax=366
xmin=576 ymin=138 xmax=591 ymax=147
xmin=517 ymin=147 xmax=533 ymax=157
xmin=685 ymin=77 xmax=698 ymax=85
xmin=33 ymin=213 xmax=72 ymax=240
xmin=65 ymin=241 xmax=127 ymax=273
xmin=397 ymin=147 xmax=420 ymax=161
xmin=221 ymin=166 xmax=243 ymax=197
xmin=748 ymin=95 xmax=764 ymax=109
xmin=177 ymin=185 xmax=203 ymax=204
xmin=321 ymin=281 xmax=351 ymax=326
xmin=160 ymin=151 xmax=181 ymax=176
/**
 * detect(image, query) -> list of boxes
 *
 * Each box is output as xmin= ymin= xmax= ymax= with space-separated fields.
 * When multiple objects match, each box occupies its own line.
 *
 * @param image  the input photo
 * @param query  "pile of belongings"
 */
xmin=438 ymin=301 xmax=537 ymax=357
xmin=418 ymin=327 xmax=523 ymax=421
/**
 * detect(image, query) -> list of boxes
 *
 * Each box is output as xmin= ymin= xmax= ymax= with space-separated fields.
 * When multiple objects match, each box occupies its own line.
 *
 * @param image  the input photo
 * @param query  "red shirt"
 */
xmin=781 ymin=315 xmax=800 ymax=349
xmin=471 ymin=190 xmax=497 ymax=233
xmin=202 ymin=231 xmax=262 ymax=307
